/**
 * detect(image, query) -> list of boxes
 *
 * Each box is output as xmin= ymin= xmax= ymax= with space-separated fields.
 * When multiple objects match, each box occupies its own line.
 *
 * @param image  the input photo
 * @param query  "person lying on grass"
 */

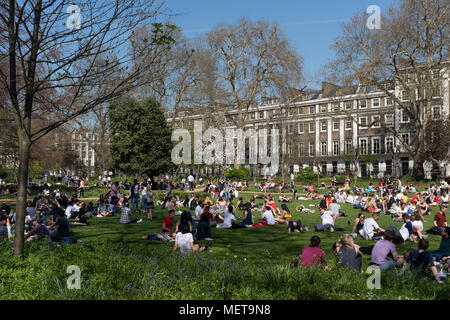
xmin=279 ymin=195 xmax=292 ymax=203
xmin=295 ymin=204 xmax=316 ymax=214
xmin=403 ymin=239 xmax=445 ymax=284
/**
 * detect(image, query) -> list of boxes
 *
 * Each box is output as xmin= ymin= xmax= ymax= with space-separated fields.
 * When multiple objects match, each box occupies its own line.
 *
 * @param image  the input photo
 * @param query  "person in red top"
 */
xmin=301 ymin=235 xmax=327 ymax=268
xmin=158 ymin=209 xmax=175 ymax=240
xmin=267 ymin=196 xmax=281 ymax=215
xmin=434 ymin=205 xmax=447 ymax=228
xmin=411 ymin=193 xmax=420 ymax=205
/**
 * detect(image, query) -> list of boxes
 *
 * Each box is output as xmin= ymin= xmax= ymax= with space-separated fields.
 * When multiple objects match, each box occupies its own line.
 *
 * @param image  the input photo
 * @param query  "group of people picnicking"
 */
xmin=1 ymin=174 xmax=449 ymax=283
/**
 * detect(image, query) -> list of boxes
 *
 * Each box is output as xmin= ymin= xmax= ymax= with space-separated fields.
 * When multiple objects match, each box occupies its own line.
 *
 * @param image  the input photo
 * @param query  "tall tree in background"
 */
xmin=206 ymin=18 xmax=304 ymax=169
xmin=1 ymin=0 xmax=175 ymax=256
xmin=325 ymin=0 xmax=449 ymax=179
xmin=109 ymin=97 xmax=173 ymax=178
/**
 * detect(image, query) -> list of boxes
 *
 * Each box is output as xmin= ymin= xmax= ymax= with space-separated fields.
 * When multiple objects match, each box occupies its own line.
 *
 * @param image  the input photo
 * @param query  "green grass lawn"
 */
xmin=1 ymin=191 xmax=448 ymax=300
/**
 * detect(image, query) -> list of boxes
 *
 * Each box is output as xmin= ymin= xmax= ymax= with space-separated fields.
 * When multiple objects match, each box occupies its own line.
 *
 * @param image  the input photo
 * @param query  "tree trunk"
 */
xmin=14 ymin=135 xmax=31 ymax=256
xmin=413 ymin=152 xmax=425 ymax=180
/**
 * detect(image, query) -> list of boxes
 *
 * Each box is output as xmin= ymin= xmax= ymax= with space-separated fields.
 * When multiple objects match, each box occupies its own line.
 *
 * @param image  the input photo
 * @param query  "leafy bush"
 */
xmin=295 ymin=167 xmax=318 ymax=182
xmin=224 ymin=168 xmax=249 ymax=181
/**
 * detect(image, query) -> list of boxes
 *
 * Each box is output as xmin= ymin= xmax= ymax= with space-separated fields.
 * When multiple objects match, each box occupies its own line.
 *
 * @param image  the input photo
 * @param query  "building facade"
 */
xmin=167 ymin=65 xmax=449 ymax=179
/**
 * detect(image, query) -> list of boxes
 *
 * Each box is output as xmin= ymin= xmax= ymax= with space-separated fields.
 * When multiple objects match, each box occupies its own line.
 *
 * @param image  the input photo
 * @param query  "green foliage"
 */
xmin=296 ymin=167 xmax=318 ymax=182
xmin=109 ymin=97 xmax=174 ymax=177
xmin=224 ymin=168 xmax=249 ymax=181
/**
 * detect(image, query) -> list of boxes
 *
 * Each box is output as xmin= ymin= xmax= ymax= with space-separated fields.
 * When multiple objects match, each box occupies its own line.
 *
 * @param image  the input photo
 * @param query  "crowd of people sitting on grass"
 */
xmin=1 ymin=173 xmax=449 ymax=283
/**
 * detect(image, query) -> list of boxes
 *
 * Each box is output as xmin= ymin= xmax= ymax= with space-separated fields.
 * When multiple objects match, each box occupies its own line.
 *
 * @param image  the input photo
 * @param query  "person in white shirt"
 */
xmin=194 ymin=203 xmax=203 ymax=221
xmin=65 ymin=203 xmax=74 ymax=219
xmin=216 ymin=206 xmax=237 ymax=228
xmin=172 ymin=225 xmax=207 ymax=254
xmin=187 ymin=175 xmax=195 ymax=191
xmin=362 ymin=213 xmax=385 ymax=240
xmin=260 ymin=206 xmax=277 ymax=226
xmin=314 ymin=208 xmax=337 ymax=231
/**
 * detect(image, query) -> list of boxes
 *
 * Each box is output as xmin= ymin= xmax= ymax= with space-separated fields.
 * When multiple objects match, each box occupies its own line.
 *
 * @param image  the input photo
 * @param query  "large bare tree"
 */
xmin=0 ymin=0 xmax=175 ymax=255
xmin=206 ymin=17 xmax=304 ymax=168
xmin=324 ymin=0 xmax=449 ymax=179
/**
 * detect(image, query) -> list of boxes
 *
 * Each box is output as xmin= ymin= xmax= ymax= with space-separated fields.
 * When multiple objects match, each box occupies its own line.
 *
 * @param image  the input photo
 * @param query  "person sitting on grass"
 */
xmin=216 ymin=205 xmax=238 ymax=229
xmin=0 ymin=215 xmax=8 ymax=240
xmin=175 ymin=211 xmax=193 ymax=234
xmin=172 ymin=224 xmax=208 ymax=254
xmin=26 ymin=220 xmax=52 ymax=243
xmin=267 ymin=196 xmax=281 ymax=216
xmin=367 ymin=198 xmax=382 ymax=214
xmin=314 ymin=207 xmax=342 ymax=232
xmin=370 ymin=230 xmax=404 ymax=270
xmin=351 ymin=213 xmax=366 ymax=238
xmin=195 ymin=212 xmax=213 ymax=241
xmin=48 ymin=210 xmax=71 ymax=241
xmin=335 ymin=234 xmax=363 ymax=273
xmin=301 ymin=235 xmax=328 ymax=268
xmin=120 ymin=201 xmax=142 ymax=224
xmin=362 ymin=213 xmax=385 ymax=240
xmin=329 ymin=199 xmax=348 ymax=217
xmin=411 ymin=212 xmax=425 ymax=241
xmin=405 ymin=239 xmax=445 ymax=283
xmin=426 ymin=205 xmax=447 ymax=235
xmin=430 ymin=227 xmax=450 ymax=262
xmin=237 ymin=203 xmax=253 ymax=228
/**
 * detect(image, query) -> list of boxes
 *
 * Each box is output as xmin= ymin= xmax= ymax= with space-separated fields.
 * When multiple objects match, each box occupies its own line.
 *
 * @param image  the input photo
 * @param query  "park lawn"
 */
xmin=69 ymin=193 xmax=443 ymax=268
xmin=1 ymin=191 xmax=448 ymax=300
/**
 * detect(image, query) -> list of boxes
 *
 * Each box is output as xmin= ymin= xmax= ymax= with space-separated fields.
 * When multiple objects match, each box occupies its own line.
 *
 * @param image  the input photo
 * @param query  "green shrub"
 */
xmin=296 ymin=167 xmax=318 ymax=182
xmin=224 ymin=168 xmax=249 ymax=181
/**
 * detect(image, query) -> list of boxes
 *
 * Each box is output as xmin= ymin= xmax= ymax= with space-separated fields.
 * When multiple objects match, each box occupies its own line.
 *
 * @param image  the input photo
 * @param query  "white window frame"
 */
xmin=298 ymin=142 xmax=305 ymax=156
xmin=372 ymin=115 xmax=381 ymax=128
xmin=321 ymin=120 xmax=327 ymax=132
xmin=372 ymin=98 xmax=380 ymax=108
xmin=309 ymin=106 xmax=315 ymax=114
xmin=309 ymin=143 xmax=315 ymax=156
xmin=333 ymin=141 xmax=340 ymax=156
xmin=359 ymin=100 xmax=367 ymax=109
xmin=385 ymin=114 xmax=394 ymax=127
xmin=400 ymin=109 xmax=410 ymax=123
xmin=321 ymin=142 xmax=328 ymax=156
xmin=385 ymin=137 xmax=394 ymax=154
xmin=333 ymin=121 xmax=339 ymax=131
xmin=401 ymin=90 xmax=408 ymax=101
xmin=320 ymin=104 xmax=327 ymax=113
xmin=359 ymin=138 xmax=368 ymax=155
xmin=372 ymin=137 xmax=381 ymax=154
xmin=298 ymin=122 xmax=304 ymax=134
xmin=345 ymin=140 xmax=352 ymax=153
xmin=345 ymin=101 xmax=353 ymax=110
xmin=345 ymin=120 xmax=353 ymax=130
xmin=432 ymin=69 xmax=440 ymax=80
xmin=385 ymin=97 xmax=393 ymax=106
xmin=309 ymin=122 xmax=315 ymax=133
xmin=359 ymin=116 xmax=368 ymax=128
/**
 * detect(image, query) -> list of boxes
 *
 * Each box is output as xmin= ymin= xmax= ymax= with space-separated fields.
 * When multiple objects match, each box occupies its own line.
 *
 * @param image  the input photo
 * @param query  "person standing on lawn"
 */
xmin=130 ymin=179 xmax=140 ymax=212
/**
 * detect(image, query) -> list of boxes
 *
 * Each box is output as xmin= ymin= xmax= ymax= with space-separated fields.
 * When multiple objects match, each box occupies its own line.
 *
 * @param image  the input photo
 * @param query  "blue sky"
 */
xmin=165 ymin=0 xmax=393 ymax=89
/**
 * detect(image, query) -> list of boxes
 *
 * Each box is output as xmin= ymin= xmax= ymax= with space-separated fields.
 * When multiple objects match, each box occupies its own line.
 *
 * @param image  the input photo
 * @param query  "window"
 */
xmin=309 ymin=143 xmax=315 ymax=156
xmin=309 ymin=122 xmax=315 ymax=133
xmin=386 ymin=97 xmax=393 ymax=106
xmin=432 ymin=69 xmax=440 ymax=79
xmin=385 ymin=114 xmax=394 ymax=127
xmin=321 ymin=121 xmax=327 ymax=132
xmin=401 ymin=133 xmax=410 ymax=146
xmin=298 ymin=143 xmax=305 ymax=156
xmin=372 ymin=115 xmax=381 ymax=128
xmin=401 ymin=90 xmax=408 ymax=101
xmin=345 ymin=120 xmax=352 ymax=130
xmin=309 ymin=106 xmax=315 ymax=114
xmin=321 ymin=142 xmax=327 ymax=156
xmin=372 ymin=98 xmax=380 ymax=107
xmin=333 ymin=141 xmax=340 ymax=156
xmin=345 ymin=101 xmax=353 ymax=110
xmin=359 ymin=138 xmax=368 ymax=155
xmin=287 ymin=144 xmax=293 ymax=154
xmin=287 ymin=124 xmax=293 ymax=134
xmin=250 ymin=113 xmax=255 ymax=120
xmin=400 ymin=110 xmax=410 ymax=123
xmin=359 ymin=100 xmax=367 ymax=109
xmin=359 ymin=116 xmax=368 ymax=127
xmin=333 ymin=104 xmax=340 ymax=112
xmin=386 ymin=137 xmax=394 ymax=153
xmin=432 ymin=105 xmax=441 ymax=119
xmin=333 ymin=121 xmax=339 ymax=131
xmin=345 ymin=140 xmax=352 ymax=154
xmin=320 ymin=104 xmax=327 ymax=113
xmin=298 ymin=123 xmax=304 ymax=134
xmin=372 ymin=138 xmax=380 ymax=154
xmin=432 ymin=87 xmax=441 ymax=98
